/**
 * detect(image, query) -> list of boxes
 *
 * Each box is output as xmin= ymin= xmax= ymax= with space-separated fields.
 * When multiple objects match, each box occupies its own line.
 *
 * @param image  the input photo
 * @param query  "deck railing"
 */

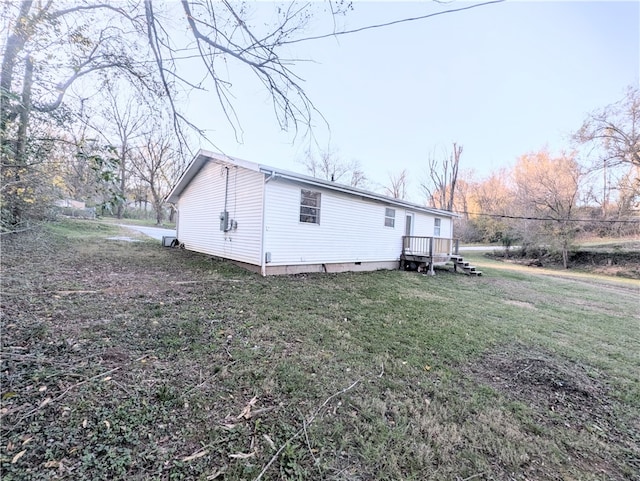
xmin=402 ymin=236 xmax=459 ymax=257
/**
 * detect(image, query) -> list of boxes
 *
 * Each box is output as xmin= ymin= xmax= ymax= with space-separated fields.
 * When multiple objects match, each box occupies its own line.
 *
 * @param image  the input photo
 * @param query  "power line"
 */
xmin=453 ymin=210 xmax=640 ymax=224
xmin=281 ymin=0 xmax=506 ymax=45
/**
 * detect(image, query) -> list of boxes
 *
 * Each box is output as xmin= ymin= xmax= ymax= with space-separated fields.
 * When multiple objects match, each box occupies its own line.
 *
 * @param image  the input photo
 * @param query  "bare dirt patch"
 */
xmin=468 ymin=344 xmax=610 ymax=429
xmin=466 ymin=343 xmax=640 ymax=479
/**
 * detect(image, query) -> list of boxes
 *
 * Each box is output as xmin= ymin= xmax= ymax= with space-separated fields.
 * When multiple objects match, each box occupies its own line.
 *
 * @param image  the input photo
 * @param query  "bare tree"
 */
xmin=101 ymin=91 xmax=147 ymax=218
xmin=421 ymin=142 xmax=462 ymax=211
xmin=350 ymin=166 xmax=368 ymax=188
xmin=129 ymin=129 xmax=186 ymax=225
xmin=63 ymin=88 xmax=147 ymax=218
xmin=299 ymin=148 xmax=367 ymax=187
xmin=574 ymin=86 xmax=639 ymax=218
xmin=575 ymin=86 xmax=640 ymax=169
xmin=452 ymin=170 xmax=475 ymax=220
xmin=385 ymin=169 xmax=408 ymax=199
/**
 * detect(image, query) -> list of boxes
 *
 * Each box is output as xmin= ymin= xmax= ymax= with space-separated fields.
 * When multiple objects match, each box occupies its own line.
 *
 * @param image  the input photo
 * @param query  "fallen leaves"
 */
xmin=11 ymin=449 xmax=26 ymax=464
xmin=237 ymin=396 xmax=258 ymax=420
xmin=181 ymin=449 xmax=209 ymax=462
xmin=229 ymin=451 xmax=255 ymax=459
xmin=262 ymin=434 xmax=276 ymax=450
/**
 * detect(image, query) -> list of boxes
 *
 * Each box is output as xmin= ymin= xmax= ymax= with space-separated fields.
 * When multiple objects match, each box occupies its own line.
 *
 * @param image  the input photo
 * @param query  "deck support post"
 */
xmin=428 ymin=260 xmax=435 ymax=276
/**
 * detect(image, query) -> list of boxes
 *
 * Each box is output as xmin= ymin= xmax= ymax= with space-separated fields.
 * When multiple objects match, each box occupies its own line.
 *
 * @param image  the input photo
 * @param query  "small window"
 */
xmin=300 ymin=189 xmax=321 ymax=224
xmin=434 ymin=218 xmax=441 ymax=236
xmin=384 ymin=208 xmax=395 ymax=228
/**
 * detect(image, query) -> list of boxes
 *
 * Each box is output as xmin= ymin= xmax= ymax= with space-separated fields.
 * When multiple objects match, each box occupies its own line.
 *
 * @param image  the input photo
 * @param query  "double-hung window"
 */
xmin=300 ymin=189 xmax=321 ymax=224
xmin=434 ymin=218 xmax=441 ymax=236
xmin=384 ymin=208 xmax=395 ymax=228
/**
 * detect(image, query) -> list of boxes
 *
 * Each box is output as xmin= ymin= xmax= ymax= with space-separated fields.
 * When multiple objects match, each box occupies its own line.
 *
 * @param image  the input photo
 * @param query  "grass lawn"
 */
xmin=1 ymin=219 xmax=639 ymax=480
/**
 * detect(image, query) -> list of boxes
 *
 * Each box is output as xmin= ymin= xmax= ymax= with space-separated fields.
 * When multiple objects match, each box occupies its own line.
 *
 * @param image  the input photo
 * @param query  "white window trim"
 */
xmin=384 ymin=207 xmax=395 ymax=228
xmin=300 ymin=189 xmax=321 ymax=224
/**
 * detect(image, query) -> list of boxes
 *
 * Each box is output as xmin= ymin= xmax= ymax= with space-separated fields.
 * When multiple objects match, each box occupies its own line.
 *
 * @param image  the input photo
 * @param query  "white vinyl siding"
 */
xmin=264 ymin=180 xmax=441 ymax=266
xmin=408 ymin=213 xmax=451 ymax=238
xmin=177 ymin=162 xmax=263 ymax=265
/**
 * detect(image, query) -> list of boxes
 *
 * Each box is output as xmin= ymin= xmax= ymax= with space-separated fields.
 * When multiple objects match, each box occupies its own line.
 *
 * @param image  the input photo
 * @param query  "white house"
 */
xmin=165 ymin=151 xmax=459 ymax=276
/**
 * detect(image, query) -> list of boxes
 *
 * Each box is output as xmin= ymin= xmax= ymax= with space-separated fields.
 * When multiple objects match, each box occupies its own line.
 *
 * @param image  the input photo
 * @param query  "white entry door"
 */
xmin=405 ymin=212 xmax=414 ymax=237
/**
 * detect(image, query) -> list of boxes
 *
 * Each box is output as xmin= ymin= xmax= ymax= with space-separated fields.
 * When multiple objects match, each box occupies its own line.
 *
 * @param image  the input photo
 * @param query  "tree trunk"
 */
xmin=9 ymin=56 xmax=34 ymax=223
xmin=116 ymin=146 xmax=126 ymax=219
xmin=447 ymin=143 xmax=462 ymax=211
xmin=561 ymin=237 xmax=570 ymax=269
xmin=155 ymin=204 xmax=163 ymax=225
xmin=15 ymin=57 xmax=33 ymax=165
xmin=0 ymin=0 xmax=32 ymax=135
xmin=151 ymin=188 xmax=163 ymax=225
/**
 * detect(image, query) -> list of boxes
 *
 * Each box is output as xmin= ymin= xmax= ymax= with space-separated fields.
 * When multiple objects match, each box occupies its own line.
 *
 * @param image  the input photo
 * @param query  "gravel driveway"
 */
xmin=118 ymin=224 xmax=176 ymax=241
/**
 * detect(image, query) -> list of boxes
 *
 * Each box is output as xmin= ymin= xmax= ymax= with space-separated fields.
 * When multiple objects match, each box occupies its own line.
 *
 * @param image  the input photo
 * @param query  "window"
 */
xmin=434 ymin=218 xmax=441 ymax=236
xmin=384 ymin=208 xmax=395 ymax=227
xmin=300 ymin=189 xmax=321 ymax=224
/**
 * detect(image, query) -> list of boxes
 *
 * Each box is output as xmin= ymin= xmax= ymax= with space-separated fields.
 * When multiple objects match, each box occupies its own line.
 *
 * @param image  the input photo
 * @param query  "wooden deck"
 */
xmin=401 ymin=236 xmax=458 ymax=261
xmin=400 ymin=236 xmax=481 ymax=275
xmin=400 ymin=236 xmax=456 ymax=273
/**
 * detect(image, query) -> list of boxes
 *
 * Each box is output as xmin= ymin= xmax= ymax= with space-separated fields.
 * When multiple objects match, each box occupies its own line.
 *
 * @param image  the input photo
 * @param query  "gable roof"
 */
xmin=166 ymin=150 xmax=457 ymax=218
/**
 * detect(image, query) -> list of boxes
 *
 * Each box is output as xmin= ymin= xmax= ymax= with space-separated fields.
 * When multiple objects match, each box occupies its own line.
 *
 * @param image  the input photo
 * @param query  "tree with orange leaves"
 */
xmin=513 ymin=150 xmax=583 ymax=268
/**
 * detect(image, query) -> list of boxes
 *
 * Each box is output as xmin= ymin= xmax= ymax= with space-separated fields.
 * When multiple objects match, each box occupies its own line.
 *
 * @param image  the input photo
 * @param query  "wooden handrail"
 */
xmin=402 ymin=236 xmax=458 ymax=256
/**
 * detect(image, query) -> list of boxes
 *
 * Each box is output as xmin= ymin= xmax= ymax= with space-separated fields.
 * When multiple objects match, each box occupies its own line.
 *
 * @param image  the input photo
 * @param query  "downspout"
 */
xmin=223 ymin=166 xmax=230 ymax=231
xmin=260 ymin=170 xmax=277 ymax=276
xmin=171 ymin=203 xmax=179 ymax=238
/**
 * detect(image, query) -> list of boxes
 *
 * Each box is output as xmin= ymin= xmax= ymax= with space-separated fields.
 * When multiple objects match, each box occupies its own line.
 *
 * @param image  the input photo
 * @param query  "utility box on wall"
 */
xmin=219 ymin=211 xmax=229 ymax=231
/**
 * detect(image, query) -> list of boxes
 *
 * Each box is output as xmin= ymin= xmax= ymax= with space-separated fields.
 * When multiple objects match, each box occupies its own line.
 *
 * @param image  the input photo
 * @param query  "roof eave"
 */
xmin=259 ymin=166 xmax=458 ymax=218
xmin=167 ymin=150 xmax=458 ymax=219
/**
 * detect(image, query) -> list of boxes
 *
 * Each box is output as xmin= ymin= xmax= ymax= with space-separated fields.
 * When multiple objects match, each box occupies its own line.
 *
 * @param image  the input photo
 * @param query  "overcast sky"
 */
xmin=186 ymin=1 xmax=639 ymax=202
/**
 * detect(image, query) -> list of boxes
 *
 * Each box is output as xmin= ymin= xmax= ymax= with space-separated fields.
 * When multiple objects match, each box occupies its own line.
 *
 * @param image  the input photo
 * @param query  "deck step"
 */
xmin=449 ymin=255 xmax=482 ymax=277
